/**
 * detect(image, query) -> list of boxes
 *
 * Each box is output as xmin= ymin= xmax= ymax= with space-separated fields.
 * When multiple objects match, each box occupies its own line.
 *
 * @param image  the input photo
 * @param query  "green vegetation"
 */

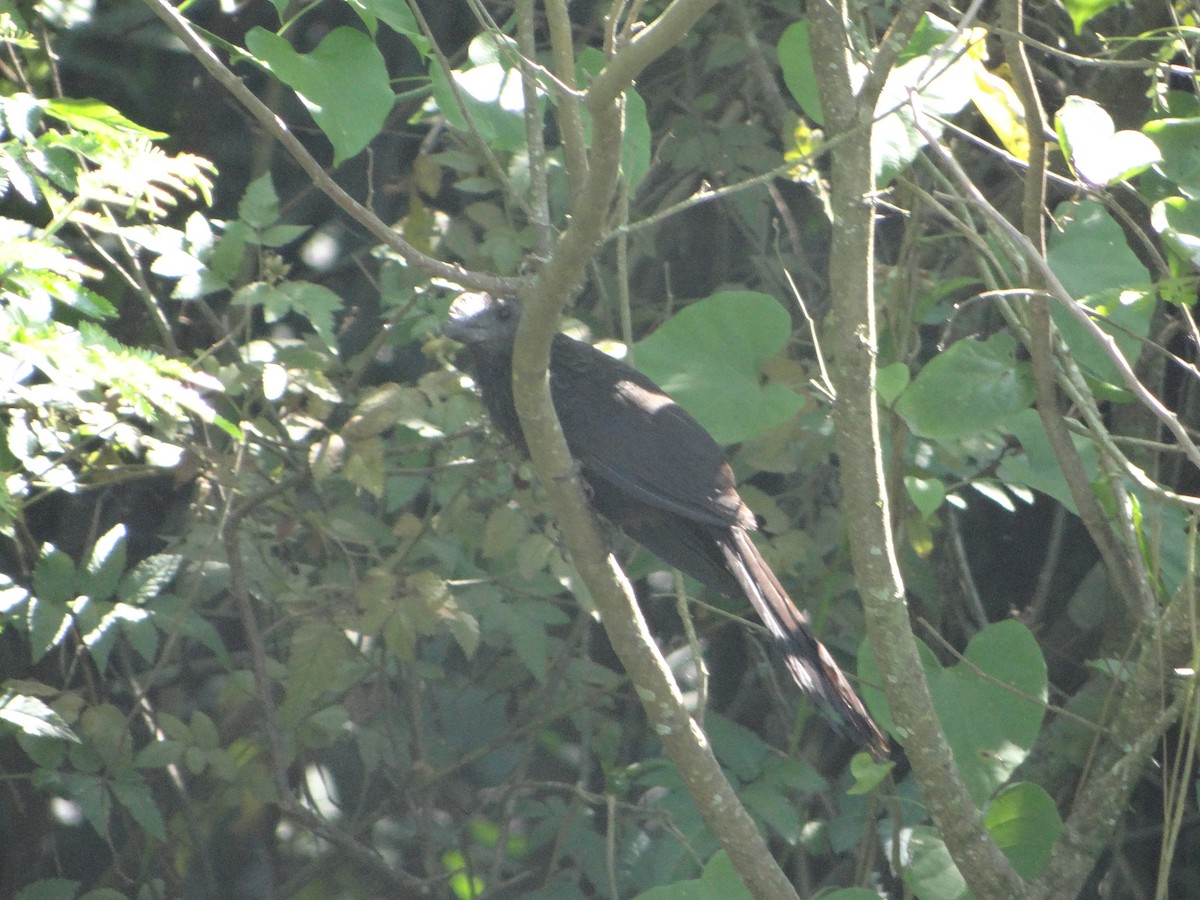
xmin=0 ymin=0 xmax=1197 ymax=897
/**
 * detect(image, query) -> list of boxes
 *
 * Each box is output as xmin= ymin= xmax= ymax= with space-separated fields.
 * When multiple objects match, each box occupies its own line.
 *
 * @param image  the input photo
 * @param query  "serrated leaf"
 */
xmin=81 ymin=703 xmax=132 ymax=769
xmin=259 ymin=223 xmax=308 ymax=247
xmin=189 ymin=711 xmax=219 ymax=752
xmin=14 ymin=878 xmax=82 ymax=900
xmin=0 ymin=573 xmax=30 ymax=614
xmin=33 ymin=545 xmax=76 ymax=606
xmin=83 ymin=525 xmax=126 ymax=602
xmin=237 ymin=173 xmax=279 ymax=230
xmin=43 ymin=98 xmax=167 ymax=140
xmin=0 ymin=692 xmax=78 ymax=741
xmin=117 ymin=554 xmax=182 ymax=605
xmin=135 ymin=739 xmax=181 ymax=768
xmin=110 ymin=776 xmax=166 ymax=840
xmin=59 ymin=772 xmax=112 ymax=836
xmin=28 ymin=596 xmax=72 ymax=662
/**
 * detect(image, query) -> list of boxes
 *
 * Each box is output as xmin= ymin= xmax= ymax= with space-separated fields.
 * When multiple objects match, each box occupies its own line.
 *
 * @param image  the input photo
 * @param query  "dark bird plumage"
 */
xmin=445 ymin=292 xmax=886 ymax=755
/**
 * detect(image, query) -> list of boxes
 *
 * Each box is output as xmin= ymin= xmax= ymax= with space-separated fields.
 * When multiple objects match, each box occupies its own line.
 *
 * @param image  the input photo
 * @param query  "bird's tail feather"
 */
xmin=717 ymin=527 xmax=887 ymax=756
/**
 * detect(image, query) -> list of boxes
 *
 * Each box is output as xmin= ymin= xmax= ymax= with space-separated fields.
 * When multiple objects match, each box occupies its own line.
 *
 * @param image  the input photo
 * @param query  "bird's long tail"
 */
xmin=717 ymin=527 xmax=887 ymax=756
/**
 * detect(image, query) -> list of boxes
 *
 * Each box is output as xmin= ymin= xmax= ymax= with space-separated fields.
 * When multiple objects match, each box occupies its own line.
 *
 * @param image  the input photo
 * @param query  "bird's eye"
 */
xmin=496 ymin=303 xmax=513 ymax=321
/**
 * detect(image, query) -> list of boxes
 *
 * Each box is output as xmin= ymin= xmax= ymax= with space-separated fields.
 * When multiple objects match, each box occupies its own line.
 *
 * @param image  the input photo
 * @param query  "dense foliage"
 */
xmin=0 ymin=0 xmax=1198 ymax=898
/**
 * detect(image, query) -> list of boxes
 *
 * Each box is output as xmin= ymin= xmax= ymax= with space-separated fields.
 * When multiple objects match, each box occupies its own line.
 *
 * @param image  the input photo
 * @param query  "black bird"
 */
xmin=444 ymin=292 xmax=886 ymax=755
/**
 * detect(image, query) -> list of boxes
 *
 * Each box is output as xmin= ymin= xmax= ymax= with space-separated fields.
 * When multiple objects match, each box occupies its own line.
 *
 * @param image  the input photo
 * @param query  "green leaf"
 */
xmin=232 ymin=281 xmax=342 ymax=351
xmin=81 ymin=703 xmax=133 ymax=769
xmin=117 ymin=554 xmax=182 ymax=605
xmin=57 ymin=772 xmax=112 ymax=837
xmin=280 ymin=622 xmax=358 ymax=726
xmin=998 ymin=408 xmax=1098 ymax=513
xmin=110 ymin=776 xmax=166 ymax=841
xmin=984 ymin=781 xmax=1062 ymax=877
xmin=33 ymin=544 xmax=76 ymax=606
xmin=345 ymin=0 xmax=430 ymax=54
xmin=777 ymin=22 xmax=823 ymax=124
xmin=1060 ymin=0 xmax=1123 ymax=33
xmin=28 ymin=596 xmax=72 ymax=662
xmin=1047 ymin=200 xmax=1153 ymax=384
xmin=633 ymin=850 xmax=754 ymax=900
xmin=740 ymin=781 xmax=801 ymax=842
xmin=894 ymin=334 xmax=1034 ymax=439
xmin=846 ymin=751 xmax=894 ymax=795
xmin=491 ymin=601 xmax=567 ymax=681
xmin=238 ymin=173 xmax=281 ymax=230
xmin=1054 ymin=96 xmax=1161 ymax=187
xmin=0 ymin=573 xmax=30 ymax=615
xmin=873 ymin=15 xmax=977 ymax=186
xmin=861 ymin=620 xmax=1047 ymax=803
xmin=430 ymin=33 xmax=530 ymax=153
xmin=905 ymin=475 xmax=946 ymax=519
xmin=83 ymin=525 xmax=126 ymax=602
xmin=189 ymin=711 xmax=219 ymax=752
xmin=897 ymin=825 xmax=968 ymax=900
xmin=81 ymin=601 xmax=153 ymax=671
xmin=1151 ymin=195 xmax=1200 ymax=271
xmin=14 ymin=878 xmax=82 ymax=900
xmin=43 ymin=98 xmax=167 ymax=140
xmin=634 ymin=291 xmax=803 ymax=445
xmin=276 ymin=282 xmax=342 ymax=350
xmin=1144 ymin=115 xmax=1200 ymax=199
xmin=576 ymin=48 xmax=651 ymax=189
xmin=876 ymin=361 xmax=910 ymax=406
xmin=245 ymin=27 xmax=395 ymax=165
xmin=706 ymin=713 xmax=768 ymax=782
xmin=135 ymin=739 xmax=182 ymax=769
xmin=0 ymin=692 xmax=78 ymax=741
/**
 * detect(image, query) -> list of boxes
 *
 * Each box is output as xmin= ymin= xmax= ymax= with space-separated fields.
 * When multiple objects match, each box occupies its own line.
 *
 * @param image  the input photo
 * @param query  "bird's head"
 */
xmin=444 ymin=292 xmax=521 ymax=346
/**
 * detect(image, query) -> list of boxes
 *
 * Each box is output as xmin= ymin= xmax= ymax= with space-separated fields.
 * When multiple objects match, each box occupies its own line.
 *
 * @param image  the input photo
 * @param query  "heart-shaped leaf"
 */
xmin=861 ymin=619 xmax=1046 ymax=803
xmin=1055 ymin=96 xmax=1161 ymax=187
xmin=635 ymin=291 xmax=803 ymax=445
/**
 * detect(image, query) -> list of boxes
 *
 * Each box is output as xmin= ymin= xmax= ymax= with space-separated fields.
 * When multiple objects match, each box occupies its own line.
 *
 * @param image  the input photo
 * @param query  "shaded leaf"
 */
xmin=635 ymin=291 xmax=803 ymax=445
xmin=246 ymin=27 xmax=394 ymax=165
xmin=894 ymin=334 xmax=1034 ymax=439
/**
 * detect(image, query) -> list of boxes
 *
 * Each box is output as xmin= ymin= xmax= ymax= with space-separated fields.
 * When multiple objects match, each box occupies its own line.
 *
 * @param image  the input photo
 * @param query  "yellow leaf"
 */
xmin=972 ymin=64 xmax=1030 ymax=162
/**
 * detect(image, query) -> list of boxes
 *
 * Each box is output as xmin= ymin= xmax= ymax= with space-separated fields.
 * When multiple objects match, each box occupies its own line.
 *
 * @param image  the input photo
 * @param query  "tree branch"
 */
xmin=807 ymin=0 xmax=1024 ymax=895
xmin=508 ymin=3 xmax=799 ymax=895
